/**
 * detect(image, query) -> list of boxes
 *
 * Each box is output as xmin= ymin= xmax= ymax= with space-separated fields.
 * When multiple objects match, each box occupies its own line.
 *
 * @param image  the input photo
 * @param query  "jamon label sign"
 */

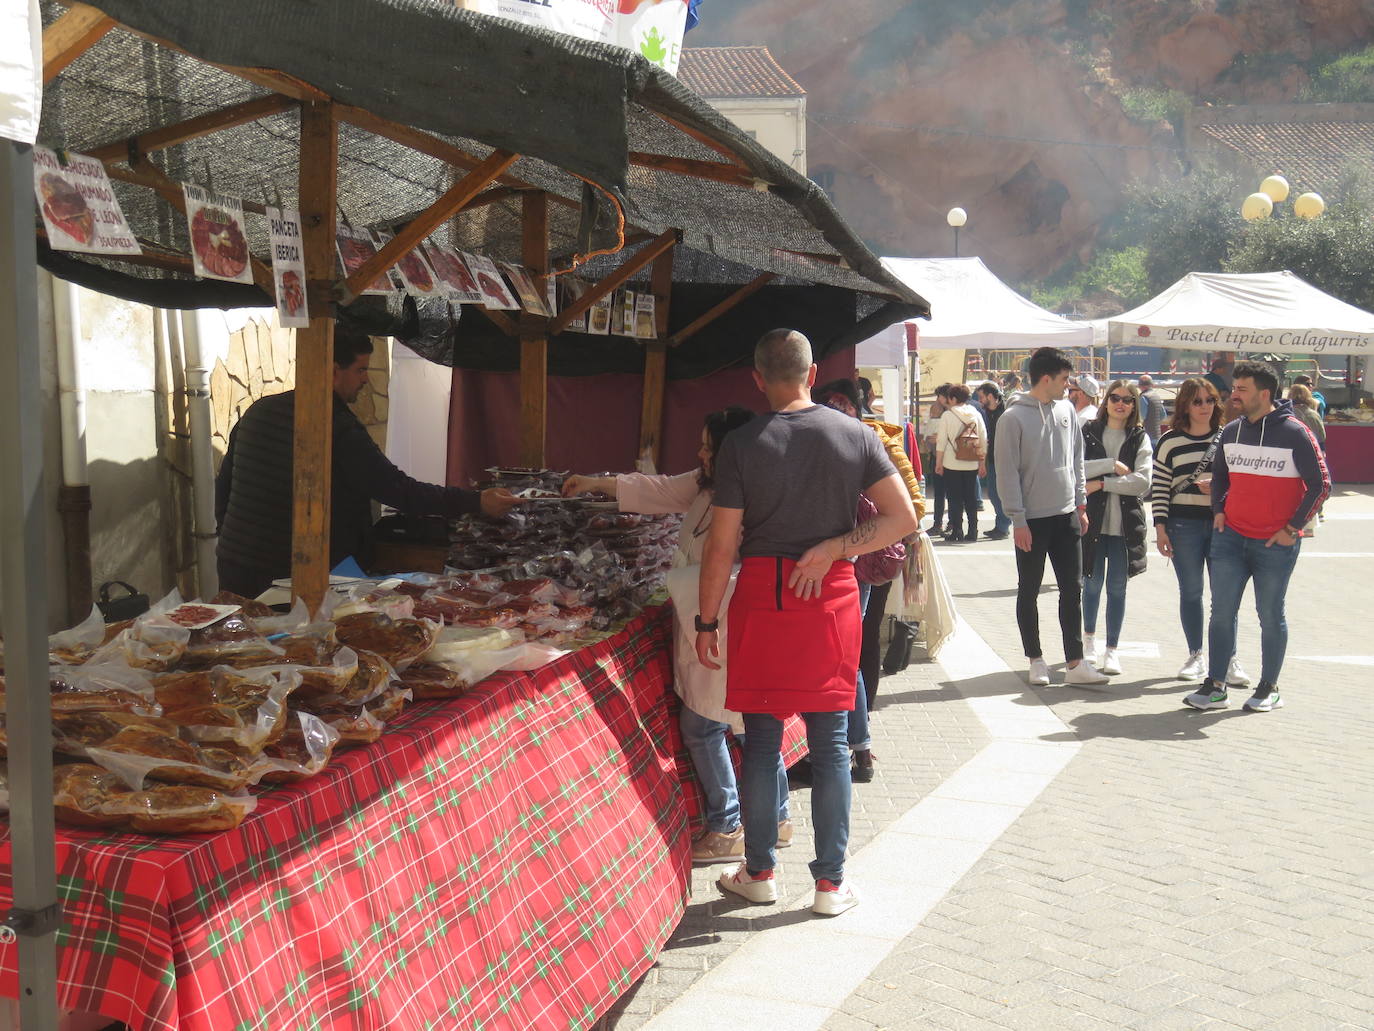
xmin=183 ymin=184 xmax=254 ymax=284
xmin=267 ymin=206 xmax=310 ymax=328
xmin=33 ymin=146 xmax=141 ymax=256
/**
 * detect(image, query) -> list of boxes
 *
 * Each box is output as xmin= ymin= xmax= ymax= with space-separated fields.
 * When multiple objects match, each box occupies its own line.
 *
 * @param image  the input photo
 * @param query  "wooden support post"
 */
xmin=291 ymin=101 xmax=338 ymax=614
xmin=638 ymin=248 xmax=674 ymax=468
xmin=43 ymin=3 xmax=115 ymax=83
xmin=519 ymin=192 xmax=549 ymax=468
xmin=668 ymin=273 xmax=775 ymax=348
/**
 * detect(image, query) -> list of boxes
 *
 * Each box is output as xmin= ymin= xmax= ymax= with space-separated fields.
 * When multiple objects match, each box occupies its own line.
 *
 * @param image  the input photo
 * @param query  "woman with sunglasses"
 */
xmin=1079 ymin=380 xmax=1152 ymax=675
xmin=1152 ymin=379 xmax=1250 ymax=685
xmin=563 ymin=407 xmax=793 ymax=865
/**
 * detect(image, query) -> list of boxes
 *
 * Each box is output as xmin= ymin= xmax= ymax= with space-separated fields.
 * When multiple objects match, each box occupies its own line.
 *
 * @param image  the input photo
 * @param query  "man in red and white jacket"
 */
xmin=1185 ymin=360 xmax=1329 ymax=713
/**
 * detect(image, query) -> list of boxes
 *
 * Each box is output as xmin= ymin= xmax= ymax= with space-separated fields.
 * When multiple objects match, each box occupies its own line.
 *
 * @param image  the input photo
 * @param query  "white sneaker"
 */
xmin=1082 ymin=633 xmax=1098 ymax=662
xmin=1100 ymin=647 xmax=1121 ymax=675
xmin=718 ymin=862 xmax=777 ymax=904
xmin=1064 ymin=659 xmax=1110 ymax=685
xmin=1028 ymin=657 xmax=1050 ymax=686
xmin=812 ymin=877 xmax=860 ymax=916
xmin=1226 ymin=656 xmax=1252 ymax=687
xmin=1178 ymin=650 xmax=1205 ymax=679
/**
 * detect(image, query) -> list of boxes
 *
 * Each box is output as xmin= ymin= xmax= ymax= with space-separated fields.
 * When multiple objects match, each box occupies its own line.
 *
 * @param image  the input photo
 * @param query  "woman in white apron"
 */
xmin=563 ymin=407 xmax=791 ymax=864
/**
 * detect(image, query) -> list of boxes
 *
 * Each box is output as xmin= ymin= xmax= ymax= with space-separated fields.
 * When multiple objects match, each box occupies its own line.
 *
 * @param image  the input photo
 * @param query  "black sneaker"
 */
xmin=851 ymin=749 xmax=875 ymax=783
xmin=983 ymin=530 xmax=1010 ymax=540
xmin=1183 ymin=678 xmax=1228 ymax=710
xmin=1243 ymin=681 xmax=1284 ymax=712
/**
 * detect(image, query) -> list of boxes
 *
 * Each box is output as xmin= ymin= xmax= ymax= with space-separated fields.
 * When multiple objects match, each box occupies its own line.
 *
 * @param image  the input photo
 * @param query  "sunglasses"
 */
xmin=1106 ymin=394 xmax=1135 ymax=405
xmin=1190 ymin=396 xmax=1218 ymax=407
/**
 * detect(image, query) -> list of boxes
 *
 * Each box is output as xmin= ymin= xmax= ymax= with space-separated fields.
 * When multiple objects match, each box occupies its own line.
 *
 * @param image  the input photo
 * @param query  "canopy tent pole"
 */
xmin=639 ymin=246 xmax=675 ymax=468
xmin=519 ymin=191 xmax=549 ymax=467
xmin=290 ymin=101 xmax=338 ymax=614
xmin=0 ymin=140 xmax=61 ymax=1030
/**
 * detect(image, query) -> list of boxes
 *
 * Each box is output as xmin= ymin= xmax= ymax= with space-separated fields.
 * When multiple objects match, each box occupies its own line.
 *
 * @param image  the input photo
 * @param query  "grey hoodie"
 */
xmin=993 ymin=392 xmax=1086 ymax=528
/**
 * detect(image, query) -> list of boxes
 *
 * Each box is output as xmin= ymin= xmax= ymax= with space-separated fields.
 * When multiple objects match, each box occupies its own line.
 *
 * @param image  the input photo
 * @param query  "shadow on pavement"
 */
xmin=1039 ymin=707 xmax=1247 ymax=742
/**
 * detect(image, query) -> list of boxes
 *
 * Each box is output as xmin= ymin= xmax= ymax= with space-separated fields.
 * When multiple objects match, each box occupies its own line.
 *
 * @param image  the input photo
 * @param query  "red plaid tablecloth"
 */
xmin=0 ymin=607 xmax=696 ymax=1031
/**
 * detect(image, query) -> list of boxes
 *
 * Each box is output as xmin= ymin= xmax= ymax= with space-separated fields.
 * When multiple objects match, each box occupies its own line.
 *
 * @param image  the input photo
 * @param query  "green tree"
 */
xmin=1114 ymin=172 xmax=1246 ymax=295
xmin=1302 ymin=45 xmax=1374 ymax=103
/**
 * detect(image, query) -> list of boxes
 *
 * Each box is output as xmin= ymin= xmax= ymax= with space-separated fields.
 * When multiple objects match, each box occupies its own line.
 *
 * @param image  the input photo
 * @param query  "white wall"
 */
xmin=707 ymin=96 xmax=806 ymax=173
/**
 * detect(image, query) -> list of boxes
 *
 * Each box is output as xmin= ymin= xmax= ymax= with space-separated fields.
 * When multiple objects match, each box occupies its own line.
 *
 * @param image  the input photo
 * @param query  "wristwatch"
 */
xmin=694 ymin=615 xmax=720 ymax=633
xmin=1283 ymin=525 xmax=1300 ymax=539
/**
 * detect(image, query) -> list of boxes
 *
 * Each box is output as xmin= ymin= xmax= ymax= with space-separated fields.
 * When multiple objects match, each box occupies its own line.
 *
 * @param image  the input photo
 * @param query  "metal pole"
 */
xmin=953 ymin=226 xmax=960 ymax=258
xmin=0 ymin=140 xmax=61 ymax=1029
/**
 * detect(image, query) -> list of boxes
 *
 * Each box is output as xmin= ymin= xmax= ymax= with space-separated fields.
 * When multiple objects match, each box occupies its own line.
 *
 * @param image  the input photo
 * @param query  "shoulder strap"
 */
xmin=1170 ymin=430 xmax=1222 ymax=498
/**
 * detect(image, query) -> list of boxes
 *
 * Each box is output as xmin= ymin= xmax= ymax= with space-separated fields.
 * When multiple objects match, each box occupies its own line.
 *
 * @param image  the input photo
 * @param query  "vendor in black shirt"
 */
xmin=215 ymin=326 xmax=520 ymax=597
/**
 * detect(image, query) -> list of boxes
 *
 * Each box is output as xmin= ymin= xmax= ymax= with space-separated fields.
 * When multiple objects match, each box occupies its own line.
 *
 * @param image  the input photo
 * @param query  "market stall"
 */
xmin=4 ymin=3 xmax=921 ymax=1027
xmin=1107 ymin=271 xmax=1374 ymax=482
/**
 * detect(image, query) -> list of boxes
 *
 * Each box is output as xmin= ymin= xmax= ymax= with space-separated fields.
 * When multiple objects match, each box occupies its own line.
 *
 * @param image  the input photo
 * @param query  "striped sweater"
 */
xmin=1151 ymin=429 xmax=1218 ymax=524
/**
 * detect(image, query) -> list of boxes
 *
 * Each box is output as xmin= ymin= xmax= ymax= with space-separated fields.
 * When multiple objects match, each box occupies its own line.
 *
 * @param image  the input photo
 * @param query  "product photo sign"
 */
xmin=267 ymin=206 xmax=309 ymax=328
xmin=33 ymin=146 xmax=141 ymax=256
xmin=183 ymin=184 xmax=253 ymax=284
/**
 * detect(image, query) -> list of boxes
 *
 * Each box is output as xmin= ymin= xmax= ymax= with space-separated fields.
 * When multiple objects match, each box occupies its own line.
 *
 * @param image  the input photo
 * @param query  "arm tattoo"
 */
xmin=840 ymin=519 xmax=880 ymax=556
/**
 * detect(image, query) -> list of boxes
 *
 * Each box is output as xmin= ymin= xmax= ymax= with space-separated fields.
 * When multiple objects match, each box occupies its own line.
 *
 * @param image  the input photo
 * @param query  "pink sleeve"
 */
xmin=615 ymin=470 xmax=703 ymax=515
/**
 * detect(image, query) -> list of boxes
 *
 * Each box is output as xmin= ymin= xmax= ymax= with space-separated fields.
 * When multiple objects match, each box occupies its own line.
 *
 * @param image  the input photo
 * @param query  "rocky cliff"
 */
xmin=692 ymin=0 xmax=1374 ymax=282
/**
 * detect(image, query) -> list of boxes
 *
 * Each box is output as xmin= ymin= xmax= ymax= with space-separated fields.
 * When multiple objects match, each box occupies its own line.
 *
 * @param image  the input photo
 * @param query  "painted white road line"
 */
xmin=1289 ymin=656 xmax=1374 ymax=667
xmin=643 ymin=618 xmax=1080 ymax=1031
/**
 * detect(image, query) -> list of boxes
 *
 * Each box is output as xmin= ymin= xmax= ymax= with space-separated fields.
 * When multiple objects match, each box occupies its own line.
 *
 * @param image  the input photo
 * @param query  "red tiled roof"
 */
xmin=677 ymin=46 xmax=806 ymax=99
xmin=1196 ymin=119 xmax=1374 ymax=192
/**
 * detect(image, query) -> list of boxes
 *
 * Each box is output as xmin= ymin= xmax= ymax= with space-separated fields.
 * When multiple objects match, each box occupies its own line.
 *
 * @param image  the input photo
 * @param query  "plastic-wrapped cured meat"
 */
xmin=331 ymin=612 xmax=436 ymax=670
xmin=257 ymin=711 xmax=340 ymax=784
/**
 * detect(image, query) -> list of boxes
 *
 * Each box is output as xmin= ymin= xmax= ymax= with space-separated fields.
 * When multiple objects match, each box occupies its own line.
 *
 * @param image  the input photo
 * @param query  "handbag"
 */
xmin=96 ymin=580 xmax=149 ymax=622
xmin=882 ymin=615 xmax=919 ymax=675
xmin=952 ymin=412 xmax=984 ymax=462
xmin=853 ymin=493 xmax=906 ymax=585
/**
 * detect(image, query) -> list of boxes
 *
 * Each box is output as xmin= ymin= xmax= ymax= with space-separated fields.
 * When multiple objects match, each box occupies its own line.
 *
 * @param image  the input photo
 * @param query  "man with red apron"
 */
xmin=695 ymin=329 xmax=918 ymax=917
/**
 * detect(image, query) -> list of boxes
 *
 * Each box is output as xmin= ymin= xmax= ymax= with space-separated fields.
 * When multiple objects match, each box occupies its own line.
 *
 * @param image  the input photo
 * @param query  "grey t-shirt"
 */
xmin=712 ymin=404 xmax=897 ymax=559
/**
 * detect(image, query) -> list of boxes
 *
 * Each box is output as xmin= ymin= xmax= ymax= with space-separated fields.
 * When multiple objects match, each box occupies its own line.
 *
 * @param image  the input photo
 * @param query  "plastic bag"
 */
xmin=180 ymin=612 xmax=286 ymax=669
xmin=85 ymin=739 xmax=255 ymax=792
xmin=156 ymin=664 xmax=302 ymax=749
xmin=53 ymin=763 xmax=257 ymax=833
xmin=331 ymin=612 xmax=437 ymax=671
xmin=48 ymin=663 xmax=160 ymax=715
xmin=257 ymin=711 xmax=340 ymax=784
xmin=86 ymin=615 xmax=191 ymax=672
xmin=47 ymin=605 xmax=108 ymax=665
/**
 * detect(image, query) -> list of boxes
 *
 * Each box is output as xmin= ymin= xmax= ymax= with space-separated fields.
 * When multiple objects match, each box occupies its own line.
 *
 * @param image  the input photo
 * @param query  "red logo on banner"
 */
xmin=1138 ymin=326 xmax=1151 ymax=337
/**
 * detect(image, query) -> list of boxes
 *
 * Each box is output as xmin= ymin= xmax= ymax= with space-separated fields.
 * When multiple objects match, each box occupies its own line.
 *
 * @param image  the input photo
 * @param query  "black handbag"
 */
xmin=882 ymin=616 xmax=919 ymax=676
xmin=96 ymin=580 xmax=149 ymax=623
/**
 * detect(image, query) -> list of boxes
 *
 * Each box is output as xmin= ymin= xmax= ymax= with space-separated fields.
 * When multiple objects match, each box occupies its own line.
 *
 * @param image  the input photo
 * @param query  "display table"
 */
xmin=1324 ymin=423 xmax=1374 ymax=483
xmin=1 ymin=609 xmax=693 ymax=1031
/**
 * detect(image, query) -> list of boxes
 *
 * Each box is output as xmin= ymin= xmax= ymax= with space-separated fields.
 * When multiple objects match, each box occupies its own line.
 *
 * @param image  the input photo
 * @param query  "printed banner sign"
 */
xmin=494 ymin=0 xmax=689 ymax=73
xmin=33 ymin=146 xmax=141 ymax=256
xmin=266 ymin=206 xmax=309 ymax=328
xmin=183 ymin=184 xmax=253 ymax=284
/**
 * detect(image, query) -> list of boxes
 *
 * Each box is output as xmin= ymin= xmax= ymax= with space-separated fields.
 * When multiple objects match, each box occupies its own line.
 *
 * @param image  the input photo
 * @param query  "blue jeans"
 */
xmin=742 ymin=710 xmax=851 ymax=883
xmin=1167 ymin=517 xmax=1215 ymax=652
xmin=982 ymin=460 xmax=1012 ymax=534
xmin=1207 ymin=525 xmax=1301 ymax=686
xmin=848 ymin=583 xmax=872 ymax=751
xmin=679 ymin=706 xmax=788 ymax=833
xmin=1081 ymin=535 xmax=1128 ymax=647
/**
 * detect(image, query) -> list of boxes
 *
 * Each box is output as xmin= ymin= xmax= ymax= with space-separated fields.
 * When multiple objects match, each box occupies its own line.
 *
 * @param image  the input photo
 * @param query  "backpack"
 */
xmin=952 ymin=411 xmax=984 ymax=462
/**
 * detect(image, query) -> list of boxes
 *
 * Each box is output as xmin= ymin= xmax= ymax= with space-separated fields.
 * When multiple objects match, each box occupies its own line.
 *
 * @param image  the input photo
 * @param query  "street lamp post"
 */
xmin=947 ymin=206 xmax=967 ymax=258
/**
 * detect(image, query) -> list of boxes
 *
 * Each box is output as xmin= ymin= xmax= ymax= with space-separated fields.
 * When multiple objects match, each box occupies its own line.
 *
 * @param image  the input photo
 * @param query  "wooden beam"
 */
xmin=668 ymin=273 xmax=775 ymax=348
xmin=474 ymin=307 xmax=518 ymax=337
xmin=43 ymin=3 xmax=115 ymax=84
xmin=86 ymin=94 xmax=299 ymax=164
xmin=549 ymin=227 xmax=678 ymax=336
xmin=338 ymin=148 xmax=519 ymax=303
xmin=104 ymin=163 xmax=269 ymax=216
xmin=290 ymin=101 xmax=338 ymax=615
xmin=116 ymin=23 xmax=331 ymax=102
xmin=519 ymin=192 xmax=549 ymax=468
xmin=653 ymin=111 xmax=747 ymax=166
xmin=638 ymin=247 xmax=674 ymax=467
xmin=628 ymin=151 xmax=760 ymax=189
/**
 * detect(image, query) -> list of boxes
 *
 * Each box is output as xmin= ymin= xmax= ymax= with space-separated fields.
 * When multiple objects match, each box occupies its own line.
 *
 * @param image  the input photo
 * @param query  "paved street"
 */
xmin=601 ymin=485 xmax=1374 ymax=1031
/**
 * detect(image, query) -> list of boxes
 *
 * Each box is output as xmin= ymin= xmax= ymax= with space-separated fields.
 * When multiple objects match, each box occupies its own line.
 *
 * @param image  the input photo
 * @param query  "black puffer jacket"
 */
xmin=215 ymin=391 xmax=480 ymax=591
xmin=1081 ymin=422 xmax=1149 ymax=578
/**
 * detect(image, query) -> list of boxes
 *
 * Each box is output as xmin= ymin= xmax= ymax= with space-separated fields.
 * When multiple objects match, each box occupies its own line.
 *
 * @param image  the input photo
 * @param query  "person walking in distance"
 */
xmin=1079 ymin=380 xmax=1153 ymax=676
xmin=934 ymin=383 xmax=987 ymax=543
xmin=994 ymin=347 xmax=1109 ymax=687
xmin=1184 ymin=361 xmax=1329 ymax=713
xmin=976 ymin=382 xmax=1012 ymax=540
xmin=1153 ymin=378 xmax=1251 ymax=685
xmin=1137 ymin=374 xmax=1164 ymax=442
xmin=696 ymin=329 xmax=917 ymax=916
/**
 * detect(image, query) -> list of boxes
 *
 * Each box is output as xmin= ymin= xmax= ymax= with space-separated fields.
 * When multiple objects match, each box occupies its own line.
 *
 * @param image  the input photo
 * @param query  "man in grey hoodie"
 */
xmin=995 ymin=347 xmax=1109 ymax=687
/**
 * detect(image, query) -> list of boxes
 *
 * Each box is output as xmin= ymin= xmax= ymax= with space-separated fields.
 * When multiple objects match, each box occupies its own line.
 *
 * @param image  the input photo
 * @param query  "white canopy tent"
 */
xmin=856 ymin=256 xmax=1095 ymax=366
xmin=1106 ymin=271 xmax=1374 ymax=355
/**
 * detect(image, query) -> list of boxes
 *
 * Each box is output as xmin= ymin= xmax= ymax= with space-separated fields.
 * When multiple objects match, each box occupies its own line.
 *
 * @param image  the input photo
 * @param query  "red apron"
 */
xmin=725 ymin=557 xmax=861 ymax=717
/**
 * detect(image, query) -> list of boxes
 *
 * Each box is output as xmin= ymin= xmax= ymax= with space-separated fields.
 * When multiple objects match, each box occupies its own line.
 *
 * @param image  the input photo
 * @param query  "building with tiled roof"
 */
xmin=1185 ymin=103 xmax=1374 ymax=195
xmin=678 ymin=46 xmax=807 ymax=173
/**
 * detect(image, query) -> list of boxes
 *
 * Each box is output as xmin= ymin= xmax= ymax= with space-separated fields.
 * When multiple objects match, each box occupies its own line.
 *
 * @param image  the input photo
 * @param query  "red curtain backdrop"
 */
xmin=446 ymin=348 xmax=857 ymax=484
